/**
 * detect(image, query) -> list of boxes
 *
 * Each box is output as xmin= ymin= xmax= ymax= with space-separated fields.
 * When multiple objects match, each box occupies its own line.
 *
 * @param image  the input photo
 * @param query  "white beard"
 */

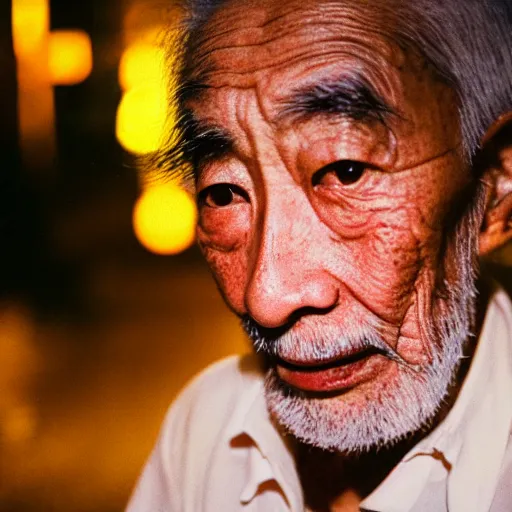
xmin=245 ymin=188 xmax=483 ymax=454
xmin=263 ymin=296 xmax=473 ymax=453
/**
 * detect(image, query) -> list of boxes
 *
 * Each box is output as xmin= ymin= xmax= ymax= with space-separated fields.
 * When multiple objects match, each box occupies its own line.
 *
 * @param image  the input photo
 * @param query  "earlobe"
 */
xmin=479 ymin=112 xmax=512 ymax=257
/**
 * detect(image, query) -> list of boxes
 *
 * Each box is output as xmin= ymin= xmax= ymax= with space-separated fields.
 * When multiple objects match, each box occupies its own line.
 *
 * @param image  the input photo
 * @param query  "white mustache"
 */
xmin=241 ymin=317 xmax=422 ymax=373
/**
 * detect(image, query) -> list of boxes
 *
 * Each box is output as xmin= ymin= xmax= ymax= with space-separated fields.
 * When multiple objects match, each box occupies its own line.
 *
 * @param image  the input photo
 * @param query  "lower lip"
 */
xmin=276 ymin=354 xmax=389 ymax=393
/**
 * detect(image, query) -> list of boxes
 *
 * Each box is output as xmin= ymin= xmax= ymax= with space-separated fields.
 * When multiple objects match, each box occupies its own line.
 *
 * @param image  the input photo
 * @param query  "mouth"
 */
xmin=275 ymin=347 xmax=391 ymax=393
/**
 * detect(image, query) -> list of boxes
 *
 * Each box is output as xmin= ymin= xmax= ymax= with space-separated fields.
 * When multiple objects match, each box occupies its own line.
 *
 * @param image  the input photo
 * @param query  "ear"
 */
xmin=478 ymin=112 xmax=512 ymax=257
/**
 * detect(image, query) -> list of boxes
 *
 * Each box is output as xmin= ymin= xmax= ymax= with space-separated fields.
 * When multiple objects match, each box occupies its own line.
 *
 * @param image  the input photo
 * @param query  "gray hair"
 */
xmin=155 ymin=0 xmax=512 ymax=181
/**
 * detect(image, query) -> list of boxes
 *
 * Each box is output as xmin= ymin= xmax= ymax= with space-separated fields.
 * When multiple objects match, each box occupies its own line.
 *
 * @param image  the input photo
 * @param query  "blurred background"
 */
xmin=1 ymin=1 xmax=248 ymax=511
xmin=3 ymin=2 xmax=512 ymax=512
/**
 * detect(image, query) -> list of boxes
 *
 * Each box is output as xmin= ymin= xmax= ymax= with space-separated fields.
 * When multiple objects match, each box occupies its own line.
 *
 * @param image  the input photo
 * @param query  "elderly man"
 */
xmin=127 ymin=0 xmax=512 ymax=510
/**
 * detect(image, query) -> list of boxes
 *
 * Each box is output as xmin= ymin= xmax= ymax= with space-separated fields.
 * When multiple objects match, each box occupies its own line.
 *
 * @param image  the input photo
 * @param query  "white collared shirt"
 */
xmin=126 ymin=288 xmax=512 ymax=512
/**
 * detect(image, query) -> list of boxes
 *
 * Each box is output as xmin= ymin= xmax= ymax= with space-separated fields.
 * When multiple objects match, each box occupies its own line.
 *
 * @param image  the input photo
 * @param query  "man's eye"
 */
xmin=312 ymin=160 xmax=366 ymax=187
xmin=198 ymin=183 xmax=249 ymax=208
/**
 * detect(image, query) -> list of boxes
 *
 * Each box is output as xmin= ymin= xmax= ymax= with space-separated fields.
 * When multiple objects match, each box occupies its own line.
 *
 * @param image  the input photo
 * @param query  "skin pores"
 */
xmin=190 ymin=0 xmax=481 ymax=452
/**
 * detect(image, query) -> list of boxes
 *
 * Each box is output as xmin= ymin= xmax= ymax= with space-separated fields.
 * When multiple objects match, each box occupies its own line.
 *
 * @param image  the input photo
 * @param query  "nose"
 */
xmin=244 ymin=204 xmax=338 ymax=328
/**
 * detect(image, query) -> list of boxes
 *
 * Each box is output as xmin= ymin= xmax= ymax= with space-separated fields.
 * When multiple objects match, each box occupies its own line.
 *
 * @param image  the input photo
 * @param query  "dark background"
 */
xmin=1 ymin=1 xmax=246 ymax=511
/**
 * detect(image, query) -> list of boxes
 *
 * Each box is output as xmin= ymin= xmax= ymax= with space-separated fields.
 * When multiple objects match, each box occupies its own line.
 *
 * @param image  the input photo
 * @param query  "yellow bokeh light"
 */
xmin=12 ymin=0 xmax=55 ymax=168
xmin=116 ymin=20 xmax=184 ymax=157
xmin=48 ymin=30 xmax=93 ymax=85
xmin=133 ymin=184 xmax=197 ymax=255
xmin=12 ymin=0 xmax=49 ymax=58
xmin=119 ymin=43 xmax=165 ymax=91
xmin=116 ymin=84 xmax=168 ymax=154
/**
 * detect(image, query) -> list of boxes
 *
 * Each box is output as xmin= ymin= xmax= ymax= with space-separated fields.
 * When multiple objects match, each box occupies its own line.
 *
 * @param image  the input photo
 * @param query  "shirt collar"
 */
xmin=228 ymin=287 xmax=512 ymax=512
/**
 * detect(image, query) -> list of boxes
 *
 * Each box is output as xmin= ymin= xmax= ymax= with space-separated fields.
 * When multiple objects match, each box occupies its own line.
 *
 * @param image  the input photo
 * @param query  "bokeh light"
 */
xmin=133 ymin=183 xmax=197 ymax=255
xmin=116 ymin=38 xmax=170 ymax=155
xmin=48 ymin=30 xmax=93 ymax=85
xmin=11 ymin=0 xmax=49 ymax=58
xmin=116 ymin=24 xmax=182 ymax=156
xmin=116 ymin=83 xmax=168 ymax=154
xmin=119 ymin=42 xmax=165 ymax=91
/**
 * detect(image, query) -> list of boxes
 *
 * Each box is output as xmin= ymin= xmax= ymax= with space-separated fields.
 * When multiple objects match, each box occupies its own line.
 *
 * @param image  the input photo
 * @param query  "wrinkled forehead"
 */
xmin=187 ymin=0 xmax=411 ymax=92
xmin=177 ymin=0 xmax=464 ymax=185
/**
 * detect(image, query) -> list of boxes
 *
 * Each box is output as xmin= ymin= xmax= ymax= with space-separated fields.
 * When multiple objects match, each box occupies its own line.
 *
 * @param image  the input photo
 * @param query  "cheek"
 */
xmin=350 ymin=224 xmax=424 ymax=322
xmin=201 ymin=247 xmax=249 ymax=312
xmin=368 ymin=220 xmax=426 ymax=293
xmin=328 ymin=206 xmax=442 ymax=325
xmin=197 ymin=204 xmax=252 ymax=313
xmin=198 ymin=204 xmax=251 ymax=250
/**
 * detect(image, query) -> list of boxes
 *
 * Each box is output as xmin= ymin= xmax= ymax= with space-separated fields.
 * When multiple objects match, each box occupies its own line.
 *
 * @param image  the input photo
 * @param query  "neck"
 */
xmin=297 ymin=432 xmax=422 ymax=511
xmin=297 ymin=277 xmax=491 ymax=512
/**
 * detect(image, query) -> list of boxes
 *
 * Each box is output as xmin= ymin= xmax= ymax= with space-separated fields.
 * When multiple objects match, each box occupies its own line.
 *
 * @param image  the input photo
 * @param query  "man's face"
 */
xmin=189 ymin=0 xmax=480 ymax=451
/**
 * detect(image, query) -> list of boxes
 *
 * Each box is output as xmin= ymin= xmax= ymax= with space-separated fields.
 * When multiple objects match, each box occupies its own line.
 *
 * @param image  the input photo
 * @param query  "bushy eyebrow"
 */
xmin=172 ymin=75 xmax=397 ymax=182
xmin=179 ymin=108 xmax=234 ymax=179
xmin=276 ymin=74 xmax=398 ymax=126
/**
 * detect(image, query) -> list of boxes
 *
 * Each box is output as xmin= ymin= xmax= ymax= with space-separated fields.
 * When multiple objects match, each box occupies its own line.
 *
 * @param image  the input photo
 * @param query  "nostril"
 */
xmin=241 ymin=314 xmax=291 ymax=342
xmin=287 ymin=304 xmax=338 ymax=325
xmin=242 ymin=303 xmax=339 ymax=343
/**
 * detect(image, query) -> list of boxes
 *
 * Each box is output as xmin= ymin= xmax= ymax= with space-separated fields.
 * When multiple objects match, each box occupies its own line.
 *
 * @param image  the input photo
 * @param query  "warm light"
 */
xmin=12 ymin=0 xmax=49 ymax=58
xmin=48 ymin=30 xmax=93 ymax=85
xmin=12 ymin=0 xmax=55 ymax=170
xmin=116 ymin=84 xmax=168 ymax=154
xmin=3 ymin=405 xmax=38 ymax=443
xmin=119 ymin=43 xmax=165 ymax=91
xmin=12 ymin=0 xmax=94 ymax=170
xmin=133 ymin=184 xmax=197 ymax=255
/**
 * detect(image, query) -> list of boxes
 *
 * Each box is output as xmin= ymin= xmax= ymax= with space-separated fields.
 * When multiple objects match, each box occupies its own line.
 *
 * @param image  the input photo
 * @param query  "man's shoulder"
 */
xmin=158 ymin=353 xmax=267 ymax=449
xmin=177 ymin=352 xmax=267 ymax=408
xmin=125 ymin=355 xmax=268 ymax=511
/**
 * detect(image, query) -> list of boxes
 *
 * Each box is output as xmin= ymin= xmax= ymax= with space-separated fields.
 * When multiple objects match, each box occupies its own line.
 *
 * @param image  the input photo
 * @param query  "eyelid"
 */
xmin=196 ymin=157 xmax=251 ymax=189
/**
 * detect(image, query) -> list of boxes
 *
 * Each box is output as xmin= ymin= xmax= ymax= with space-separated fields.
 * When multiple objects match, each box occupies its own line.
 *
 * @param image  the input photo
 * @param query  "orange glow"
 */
xmin=119 ymin=42 xmax=165 ymax=91
xmin=48 ymin=30 xmax=93 ymax=85
xmin=12 ymin=0 xmax=55 ymax=170
xmin=12 ymin=0 xmax=49 ymax=58
xmin=3 ymin=405 xmax=38 ymax=443
xmin=116 ymin=84 xmax=168 ymax=154
xmin=133 ymin=184 xmax=197 ymax=255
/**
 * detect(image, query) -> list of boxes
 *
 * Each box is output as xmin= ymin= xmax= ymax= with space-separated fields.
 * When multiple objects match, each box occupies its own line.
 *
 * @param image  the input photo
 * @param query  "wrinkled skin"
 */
xmin=189 ymin=0 xmax=479 ymax=509
xmin=194 ymin=0 xmax=469 ymax=374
